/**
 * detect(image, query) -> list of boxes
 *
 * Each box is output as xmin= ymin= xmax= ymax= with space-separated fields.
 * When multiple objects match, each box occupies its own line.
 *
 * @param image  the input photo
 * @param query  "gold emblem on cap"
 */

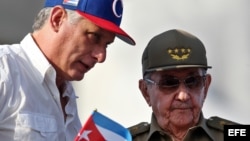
xmin=167 ymin=48 xmax=191 ymax=60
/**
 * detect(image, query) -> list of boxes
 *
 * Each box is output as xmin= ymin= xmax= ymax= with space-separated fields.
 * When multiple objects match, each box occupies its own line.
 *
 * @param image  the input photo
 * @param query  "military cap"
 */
xmin=142 ymin=29 xmax=212 ymax=75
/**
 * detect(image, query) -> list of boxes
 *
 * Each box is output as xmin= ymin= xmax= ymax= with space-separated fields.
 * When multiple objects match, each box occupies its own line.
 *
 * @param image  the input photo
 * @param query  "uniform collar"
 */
xmin=146 ymin=114 xmax=171 ymax=141
xmin=185 ymin=113 xmax=215 ymax=141
xmin=147 ymin=113 xmax=215 ymax=141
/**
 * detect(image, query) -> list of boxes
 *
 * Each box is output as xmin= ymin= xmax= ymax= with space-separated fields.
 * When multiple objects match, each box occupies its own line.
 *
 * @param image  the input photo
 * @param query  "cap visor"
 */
xmin=146 ymin=65 xmax=212 ymax=72
xmin=77 ymin=11 xmax=135 ymax=45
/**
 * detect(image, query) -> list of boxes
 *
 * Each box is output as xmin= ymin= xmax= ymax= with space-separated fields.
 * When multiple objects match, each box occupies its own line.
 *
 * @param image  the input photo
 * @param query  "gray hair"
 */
xmin=32 ymin=7 xmax=82 ymax=31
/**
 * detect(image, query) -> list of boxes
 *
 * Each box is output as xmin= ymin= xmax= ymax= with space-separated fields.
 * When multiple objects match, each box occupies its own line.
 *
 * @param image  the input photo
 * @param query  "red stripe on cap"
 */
xmin=77 ymin=10 xmax=135 ymax=45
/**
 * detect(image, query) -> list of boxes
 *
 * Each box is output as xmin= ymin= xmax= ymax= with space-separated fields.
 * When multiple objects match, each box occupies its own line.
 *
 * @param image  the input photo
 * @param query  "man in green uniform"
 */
xmin=129 ymin=29 xmax=240 ymax=141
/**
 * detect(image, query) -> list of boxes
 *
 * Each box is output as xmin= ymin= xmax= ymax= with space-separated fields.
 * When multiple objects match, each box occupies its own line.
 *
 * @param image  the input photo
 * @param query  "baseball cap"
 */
xmin=142 ymin=29 xmax=212 ymax=75
xmin=44 ymin=0 xmax=135 ymax=45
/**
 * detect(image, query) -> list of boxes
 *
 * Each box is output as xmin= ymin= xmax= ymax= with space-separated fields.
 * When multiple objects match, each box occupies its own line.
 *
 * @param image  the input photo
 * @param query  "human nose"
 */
xmin=92 ymin=46 xmax=107 ymax=63
xmin=176 ymin=83 xmax=190 ymax=101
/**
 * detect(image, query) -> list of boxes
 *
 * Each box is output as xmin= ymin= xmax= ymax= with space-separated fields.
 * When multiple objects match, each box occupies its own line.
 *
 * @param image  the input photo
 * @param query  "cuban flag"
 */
xmin=74 ymin=111 xmax=132 ymax=141
xmin=63 ymin=0 xmax=79 ymax=6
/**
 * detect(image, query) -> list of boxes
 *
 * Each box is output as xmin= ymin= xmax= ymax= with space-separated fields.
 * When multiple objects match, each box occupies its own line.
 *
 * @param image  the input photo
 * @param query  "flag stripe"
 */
xmin=92 ymin=112 xmax=131 ymax=140
xmin=96 ymin=124 xmax=128 ymax=141
xmin=75 ymin=114 xmax=105 ymax=141
xmin=75 ymin=111 xmax=132 ymax=141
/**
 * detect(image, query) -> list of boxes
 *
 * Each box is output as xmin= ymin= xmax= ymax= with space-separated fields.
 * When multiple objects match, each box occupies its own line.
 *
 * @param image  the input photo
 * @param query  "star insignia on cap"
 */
xmin=167 ymin=47 xmax=191 ymax=60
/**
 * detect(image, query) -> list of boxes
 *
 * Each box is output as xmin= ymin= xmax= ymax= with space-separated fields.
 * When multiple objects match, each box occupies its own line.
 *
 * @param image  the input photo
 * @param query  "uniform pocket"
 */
xmin=14 ymin=112 xmax=57 ymax=141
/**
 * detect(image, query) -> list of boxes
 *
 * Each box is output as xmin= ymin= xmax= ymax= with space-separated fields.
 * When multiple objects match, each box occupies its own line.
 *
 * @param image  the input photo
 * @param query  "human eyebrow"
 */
xmin=160 ymin=74 xmax=175 ymax=79
xmin=85 ymin=31 xmax=101 ymax=43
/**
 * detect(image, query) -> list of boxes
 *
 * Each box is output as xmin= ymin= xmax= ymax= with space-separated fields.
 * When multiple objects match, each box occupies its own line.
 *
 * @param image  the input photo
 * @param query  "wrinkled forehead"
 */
xmin=80 ymin=18 xmax=116 ymax=40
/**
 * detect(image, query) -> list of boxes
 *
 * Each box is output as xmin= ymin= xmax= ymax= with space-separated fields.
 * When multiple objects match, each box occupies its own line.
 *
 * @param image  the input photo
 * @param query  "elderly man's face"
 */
xmin=139 ymin=68 xmax=211 ymax=130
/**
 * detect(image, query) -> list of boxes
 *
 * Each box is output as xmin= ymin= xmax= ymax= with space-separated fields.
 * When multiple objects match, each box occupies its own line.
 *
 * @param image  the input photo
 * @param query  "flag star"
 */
xmin=79 ymin=130 xmax=92 ymax=141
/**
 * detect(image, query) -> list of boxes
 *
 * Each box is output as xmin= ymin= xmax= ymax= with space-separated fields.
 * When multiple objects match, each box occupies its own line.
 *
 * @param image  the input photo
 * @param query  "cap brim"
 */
xmin=77 ymin=11 xmax=135 ymax=45
xmin=145 ymin=65 xmax=212 ymax=73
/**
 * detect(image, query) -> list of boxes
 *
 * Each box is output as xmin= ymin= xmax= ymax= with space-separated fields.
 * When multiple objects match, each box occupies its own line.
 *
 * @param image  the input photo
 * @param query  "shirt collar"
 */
xmin=20 ymin=33 xmax=52 ymax=84
xmin=20 ymin=34 xmax=79 ymax=100
xmin=194 ymin=113 xmax=215 ymax=141
xmin=146 ymin=114 xmax=171 ymax=140
xmin=147 ymin=113 xmax=215 ymax=141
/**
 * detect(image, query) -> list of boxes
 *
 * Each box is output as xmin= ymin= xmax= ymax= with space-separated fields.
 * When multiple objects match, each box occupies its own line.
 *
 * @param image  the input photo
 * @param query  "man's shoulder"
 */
xmin=128 ymin=122 xmax=150 ymax=137
xmin=0 ymin=44 xmax=21 ymax=57
xmin=206 ymin=116 xmax=241 ymax=131
xmin=127 ymin=116 xmax=241 ymax=137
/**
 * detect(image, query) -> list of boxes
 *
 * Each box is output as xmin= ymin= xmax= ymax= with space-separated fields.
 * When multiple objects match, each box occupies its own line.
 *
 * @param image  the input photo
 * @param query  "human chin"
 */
xmin=68 ymin=69 xmax=85 ymax=81
xmin=70 ymin=63 xmax=87 ymax=80
xmin=170 ymin=110 xmax=194 ymax=125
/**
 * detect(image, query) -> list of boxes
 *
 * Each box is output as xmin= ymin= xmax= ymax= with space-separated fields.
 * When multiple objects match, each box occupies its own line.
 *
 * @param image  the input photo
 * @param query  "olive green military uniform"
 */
xmin=129 ymin=113 xmax=239 ymax=141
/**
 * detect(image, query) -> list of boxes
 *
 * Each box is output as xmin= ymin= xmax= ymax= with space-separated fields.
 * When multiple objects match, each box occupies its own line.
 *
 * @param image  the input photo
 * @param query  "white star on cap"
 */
xmin=79 ymin=130 xmax=92 ymax=141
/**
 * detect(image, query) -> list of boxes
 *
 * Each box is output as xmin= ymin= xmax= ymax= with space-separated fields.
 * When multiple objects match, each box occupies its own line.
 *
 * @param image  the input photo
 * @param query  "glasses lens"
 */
xmin=146 ymin=75 xmax=205 ymax=92
xmin=185 ymin=76 xmax=202 ymax=89
xmin=160 ymin=78 xmax=179 ymax=87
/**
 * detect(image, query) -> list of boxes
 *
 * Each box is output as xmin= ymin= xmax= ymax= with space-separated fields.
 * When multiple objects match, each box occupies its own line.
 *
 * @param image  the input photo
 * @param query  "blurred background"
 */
xmin=1 ymin=0 xmax=249 ymax=127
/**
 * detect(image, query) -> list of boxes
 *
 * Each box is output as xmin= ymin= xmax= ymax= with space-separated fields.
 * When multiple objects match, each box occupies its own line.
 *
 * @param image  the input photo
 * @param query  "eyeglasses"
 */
xmin=144 ymin=75 xmax=206 ymax=91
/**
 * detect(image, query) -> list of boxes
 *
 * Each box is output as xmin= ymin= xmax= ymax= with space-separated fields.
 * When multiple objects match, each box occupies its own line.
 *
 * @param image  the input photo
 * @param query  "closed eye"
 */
xmin=86 ymin=32 xmax=101 ymax=44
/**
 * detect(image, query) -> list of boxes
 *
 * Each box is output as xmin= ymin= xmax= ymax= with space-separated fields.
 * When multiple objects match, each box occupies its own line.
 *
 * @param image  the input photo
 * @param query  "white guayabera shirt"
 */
xmin=0 ymin=34 xmax=81 ymax=141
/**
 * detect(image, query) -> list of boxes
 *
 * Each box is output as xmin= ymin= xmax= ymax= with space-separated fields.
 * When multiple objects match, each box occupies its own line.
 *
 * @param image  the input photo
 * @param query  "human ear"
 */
xmin=50 ymin=6 xmax=67 ymax=32
xmin=139 ymin=79 xmax=151 ymax=106
xmin=204 ymin=74 xmax=212 ymax=99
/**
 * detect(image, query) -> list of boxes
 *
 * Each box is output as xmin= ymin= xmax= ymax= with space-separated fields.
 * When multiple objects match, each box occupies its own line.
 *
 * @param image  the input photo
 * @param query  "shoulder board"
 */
xmin=206 ymin=116 xmax=241 ymax=131
xmin=128 ymin=122 xmax=150 ymax=137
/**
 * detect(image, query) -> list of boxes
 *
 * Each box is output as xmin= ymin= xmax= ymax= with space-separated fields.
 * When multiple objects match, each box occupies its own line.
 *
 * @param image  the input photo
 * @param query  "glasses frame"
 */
xmin=144 ymin=75 xmax=207 ymax=90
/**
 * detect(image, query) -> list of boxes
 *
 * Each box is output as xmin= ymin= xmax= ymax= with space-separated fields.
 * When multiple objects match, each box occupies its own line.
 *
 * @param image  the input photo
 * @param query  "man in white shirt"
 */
xmin=0 ymin=0 xmax=135 ymax=141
